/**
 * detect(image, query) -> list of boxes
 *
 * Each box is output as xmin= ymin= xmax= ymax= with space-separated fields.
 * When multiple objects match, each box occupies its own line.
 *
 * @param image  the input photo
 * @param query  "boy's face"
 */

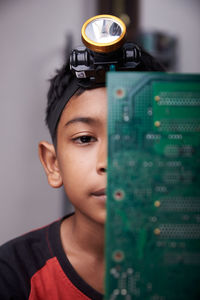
xmin=47 ymin=87 xmax=107 ymax=225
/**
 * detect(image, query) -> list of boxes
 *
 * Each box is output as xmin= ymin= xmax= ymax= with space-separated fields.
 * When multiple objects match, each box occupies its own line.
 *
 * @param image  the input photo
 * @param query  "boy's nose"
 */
xmin=96 ymin=140 xmax=107 ymax=174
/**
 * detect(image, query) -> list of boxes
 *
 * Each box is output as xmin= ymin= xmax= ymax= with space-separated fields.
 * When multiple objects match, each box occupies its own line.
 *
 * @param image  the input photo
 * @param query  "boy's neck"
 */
xmin=61 ymin=211 xmax=105 ymax=258
xmin=60 ymin=212 xmax=105 ymax=294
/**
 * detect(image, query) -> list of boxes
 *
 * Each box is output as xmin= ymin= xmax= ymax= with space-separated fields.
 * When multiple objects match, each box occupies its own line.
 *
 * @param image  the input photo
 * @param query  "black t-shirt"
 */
xmin=0 ymin=215 xmax=103 ymax=300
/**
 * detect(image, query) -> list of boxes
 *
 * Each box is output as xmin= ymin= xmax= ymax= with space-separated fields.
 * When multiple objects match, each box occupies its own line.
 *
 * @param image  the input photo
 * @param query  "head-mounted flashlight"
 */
xmin=81 ymin=14 xmax=126 ymax=53
xmin=70 ymin=14 xmax=141 ymax=87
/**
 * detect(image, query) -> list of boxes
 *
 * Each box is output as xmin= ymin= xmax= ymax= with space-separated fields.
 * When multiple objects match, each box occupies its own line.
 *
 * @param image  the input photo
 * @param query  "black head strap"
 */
xmin=47 ymin=77 xmax=80 ymax=143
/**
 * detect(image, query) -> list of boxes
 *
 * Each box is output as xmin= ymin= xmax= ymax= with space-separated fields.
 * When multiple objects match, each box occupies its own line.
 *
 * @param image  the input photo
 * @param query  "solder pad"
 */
xmin=105 ymin=72 xmax=200 ymax=300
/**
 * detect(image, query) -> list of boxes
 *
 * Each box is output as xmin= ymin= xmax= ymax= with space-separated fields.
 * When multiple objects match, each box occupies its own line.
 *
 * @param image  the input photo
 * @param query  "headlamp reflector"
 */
xmin=81 ymin=15 xmax=126 ymax=53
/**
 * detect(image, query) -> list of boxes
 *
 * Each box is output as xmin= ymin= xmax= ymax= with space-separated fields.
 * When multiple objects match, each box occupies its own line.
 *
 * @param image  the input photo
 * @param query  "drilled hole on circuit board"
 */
xmin=113 ymin=250 xmax=124 ymax=262
xmin=114 ymin=190 xmax=125 ymax=201
xmin=115 ymin=88 xmax=125 ymax=99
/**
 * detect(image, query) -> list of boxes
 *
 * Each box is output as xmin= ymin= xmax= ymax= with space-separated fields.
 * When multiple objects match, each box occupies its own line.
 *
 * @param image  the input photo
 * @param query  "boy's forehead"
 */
xmin=59 ymin=87 xmax=107 ymax=125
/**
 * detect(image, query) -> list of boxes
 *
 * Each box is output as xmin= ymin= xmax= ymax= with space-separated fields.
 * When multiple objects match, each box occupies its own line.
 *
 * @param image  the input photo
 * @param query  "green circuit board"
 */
xmin=105 ymin=72 xmax=200 ymax=300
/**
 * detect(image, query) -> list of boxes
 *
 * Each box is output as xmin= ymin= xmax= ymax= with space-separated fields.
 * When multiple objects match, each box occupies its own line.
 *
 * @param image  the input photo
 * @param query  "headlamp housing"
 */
xmin=70 ymin=14 xmax=142 ymax=87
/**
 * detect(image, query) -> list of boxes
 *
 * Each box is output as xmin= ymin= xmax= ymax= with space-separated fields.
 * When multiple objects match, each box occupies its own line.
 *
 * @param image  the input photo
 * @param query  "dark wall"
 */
xmin=97 ymin=0 xmax=139 ymax=40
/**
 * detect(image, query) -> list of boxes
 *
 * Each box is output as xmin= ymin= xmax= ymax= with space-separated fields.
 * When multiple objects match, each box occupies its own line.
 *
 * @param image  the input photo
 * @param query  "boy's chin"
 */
xmin=93 ymin=210 xmax=106 ymax=226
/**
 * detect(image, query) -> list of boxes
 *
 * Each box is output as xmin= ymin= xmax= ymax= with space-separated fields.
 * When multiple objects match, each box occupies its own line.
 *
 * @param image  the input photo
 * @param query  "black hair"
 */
xmin=46 ymin=47 xmax=165 ymax=145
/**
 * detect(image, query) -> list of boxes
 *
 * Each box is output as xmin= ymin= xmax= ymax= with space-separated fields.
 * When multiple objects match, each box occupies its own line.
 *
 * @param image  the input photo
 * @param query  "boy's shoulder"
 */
xmin=0 ymin=219 xmax=54 ymax=264
xmin=0 ymin=219 xmax=59 ymax=299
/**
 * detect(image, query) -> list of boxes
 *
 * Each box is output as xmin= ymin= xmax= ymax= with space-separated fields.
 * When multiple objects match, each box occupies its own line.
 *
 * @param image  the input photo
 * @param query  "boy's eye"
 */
xmin=73 ymin=135 xmax=97 ymax=144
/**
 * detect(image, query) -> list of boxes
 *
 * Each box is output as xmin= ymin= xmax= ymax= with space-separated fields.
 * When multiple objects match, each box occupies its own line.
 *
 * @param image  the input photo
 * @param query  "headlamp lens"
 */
xmin=85 ymin=18 xmax=122 ymax=44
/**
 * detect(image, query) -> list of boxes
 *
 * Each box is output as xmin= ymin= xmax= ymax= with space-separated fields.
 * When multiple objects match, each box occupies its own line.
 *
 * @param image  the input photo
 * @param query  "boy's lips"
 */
xmin=91 ymin=188 xmax=106 ymax=201
xmin=92 ymin=188 xmax=106 ymax=196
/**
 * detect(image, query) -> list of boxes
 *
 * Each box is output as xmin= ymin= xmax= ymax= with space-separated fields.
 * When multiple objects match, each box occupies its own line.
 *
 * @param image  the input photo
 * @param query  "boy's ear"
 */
xmin=38 ymin=141 xmax=63 ymax=188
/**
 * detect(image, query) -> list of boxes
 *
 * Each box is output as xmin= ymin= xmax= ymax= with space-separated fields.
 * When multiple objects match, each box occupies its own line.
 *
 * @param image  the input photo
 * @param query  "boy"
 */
xmin=0 ymin=28 xmax=164 ymax=300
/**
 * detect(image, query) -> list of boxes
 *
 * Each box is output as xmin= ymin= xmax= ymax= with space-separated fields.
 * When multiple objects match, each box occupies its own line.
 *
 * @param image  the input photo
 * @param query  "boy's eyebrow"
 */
xmin=64 ymin=117 xmax=99 ymax=128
